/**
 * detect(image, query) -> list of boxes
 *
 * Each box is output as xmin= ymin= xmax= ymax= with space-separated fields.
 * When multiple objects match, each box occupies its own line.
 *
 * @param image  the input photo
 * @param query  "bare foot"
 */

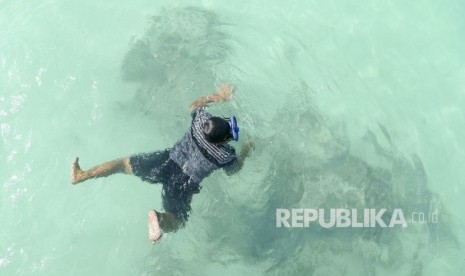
xmin=148 ymin=210 xmax=163 ymax=245
xmin=71 ymin=157 xmax=84 ymax=185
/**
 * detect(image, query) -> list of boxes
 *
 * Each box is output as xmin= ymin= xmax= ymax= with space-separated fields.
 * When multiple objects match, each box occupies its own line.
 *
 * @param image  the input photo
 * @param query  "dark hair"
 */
xmin=203 ymin=117 xmax=232 ymax=144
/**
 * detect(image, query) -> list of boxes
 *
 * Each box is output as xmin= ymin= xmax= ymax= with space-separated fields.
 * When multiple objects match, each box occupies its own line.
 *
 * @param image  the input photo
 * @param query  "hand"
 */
xmin=241 ymin=138 xmax=255 ymax=157
xmin=215 ymin=84 xmax=234 ymax=102
xmin=190 ymin=84 xmax=235 ymax=112
xmin=245 ymin=139 xmax=255 ymax=150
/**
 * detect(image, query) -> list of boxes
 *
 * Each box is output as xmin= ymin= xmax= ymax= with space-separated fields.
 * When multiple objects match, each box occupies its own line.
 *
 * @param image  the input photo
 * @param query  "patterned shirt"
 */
xmin=169 ymin=108 xmax=237 ymax=183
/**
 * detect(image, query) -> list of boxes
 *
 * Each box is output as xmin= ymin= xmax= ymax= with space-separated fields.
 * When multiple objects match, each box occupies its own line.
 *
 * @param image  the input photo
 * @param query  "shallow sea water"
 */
xmin=1 ymin=0 xmax=465 ymax=275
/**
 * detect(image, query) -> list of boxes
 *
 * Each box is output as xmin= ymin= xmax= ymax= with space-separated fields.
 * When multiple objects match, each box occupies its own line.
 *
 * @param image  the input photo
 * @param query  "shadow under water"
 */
xmin=120 ymin=7 xmax=233 ymax=116
xmin=199 ymin=81 xmax=457 ymax=275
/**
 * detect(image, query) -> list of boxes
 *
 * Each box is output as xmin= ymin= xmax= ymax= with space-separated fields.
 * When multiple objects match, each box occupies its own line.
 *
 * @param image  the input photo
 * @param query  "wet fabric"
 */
xmin=130 ymin=150 xmax=200 ymax=222
xmin=169 ymin=108 xmax=237 ymax=183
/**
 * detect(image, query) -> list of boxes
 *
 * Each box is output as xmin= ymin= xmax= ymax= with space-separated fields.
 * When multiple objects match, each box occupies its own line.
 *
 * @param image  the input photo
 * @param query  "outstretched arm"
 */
xmin=189 ymin=84 xmax=234 ymax=113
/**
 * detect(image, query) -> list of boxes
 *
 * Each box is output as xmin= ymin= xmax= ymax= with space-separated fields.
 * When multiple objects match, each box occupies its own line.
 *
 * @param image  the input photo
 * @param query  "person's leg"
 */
xmin=147 ymin=181 xmax=195 ymax=244
xmin=71 ymin=157 xmax=133 ymax=184
xmin=147 ymin=210 xmax=182 ymax=244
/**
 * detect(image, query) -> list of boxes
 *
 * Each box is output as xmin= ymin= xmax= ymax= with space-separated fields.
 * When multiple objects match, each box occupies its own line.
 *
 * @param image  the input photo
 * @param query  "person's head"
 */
xmin=203 ymin=117 xmax=233 ymax=144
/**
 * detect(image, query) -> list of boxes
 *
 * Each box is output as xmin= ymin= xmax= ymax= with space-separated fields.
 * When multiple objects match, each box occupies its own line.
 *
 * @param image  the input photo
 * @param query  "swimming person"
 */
xmin=71 ymin=84 xmax=254 ymax=244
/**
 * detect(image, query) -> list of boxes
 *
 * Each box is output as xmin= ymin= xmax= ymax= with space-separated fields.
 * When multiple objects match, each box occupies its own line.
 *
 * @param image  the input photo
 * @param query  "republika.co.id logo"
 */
xmin=276 ymin=208 xmax=439 ymax=228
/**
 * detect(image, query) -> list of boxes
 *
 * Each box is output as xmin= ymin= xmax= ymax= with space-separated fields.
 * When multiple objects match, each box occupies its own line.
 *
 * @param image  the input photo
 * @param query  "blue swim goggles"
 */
xmin=229 ymin=115 xmax=240 ymax=141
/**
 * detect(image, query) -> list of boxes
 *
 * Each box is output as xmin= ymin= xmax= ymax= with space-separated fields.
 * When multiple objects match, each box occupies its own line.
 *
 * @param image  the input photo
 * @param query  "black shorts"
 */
xmin=129 ymin=149 xmax=200 ymax=223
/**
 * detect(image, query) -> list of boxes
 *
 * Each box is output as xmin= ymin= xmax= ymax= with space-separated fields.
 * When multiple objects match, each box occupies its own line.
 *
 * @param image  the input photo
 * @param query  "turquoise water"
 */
xmin=1 ymin=0 xmax=465 ymax=275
